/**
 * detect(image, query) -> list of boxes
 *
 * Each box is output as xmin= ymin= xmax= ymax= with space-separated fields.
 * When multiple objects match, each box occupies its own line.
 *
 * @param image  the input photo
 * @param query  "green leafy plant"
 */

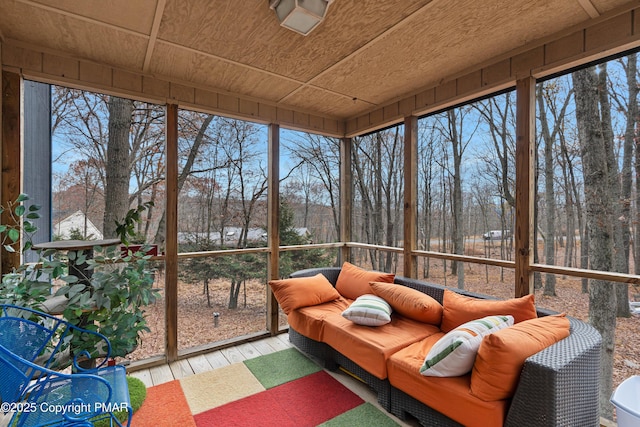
xmin=55 ymin=244 xmax=159 ymax=358
xmin=0 ymin=193 xmax=40 ymax=253
xmin=115 ymin=202 xmax=154 ymax=246
xmin=0 ymin=195 xmax=159 ymax=360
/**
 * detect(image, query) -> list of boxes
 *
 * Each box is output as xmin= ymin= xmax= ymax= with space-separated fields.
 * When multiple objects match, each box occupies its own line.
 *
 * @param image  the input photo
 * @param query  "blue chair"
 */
xmin=0 ymin=304 xmax=132 ymax=427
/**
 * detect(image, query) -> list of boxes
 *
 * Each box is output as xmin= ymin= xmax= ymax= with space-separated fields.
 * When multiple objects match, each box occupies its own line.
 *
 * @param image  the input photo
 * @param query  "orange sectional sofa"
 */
xmin=272 ymin=265 xmax=602 ymax=427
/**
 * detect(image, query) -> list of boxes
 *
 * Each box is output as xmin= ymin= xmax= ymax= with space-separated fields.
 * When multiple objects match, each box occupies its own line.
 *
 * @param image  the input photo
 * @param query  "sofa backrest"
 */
xmin=289 ymin=267 xmax=342 ymax=286
xmin=289 ymin=268 xmax=557 ymax=318
xmin=393 ymin=276 xmax=557 ymax=318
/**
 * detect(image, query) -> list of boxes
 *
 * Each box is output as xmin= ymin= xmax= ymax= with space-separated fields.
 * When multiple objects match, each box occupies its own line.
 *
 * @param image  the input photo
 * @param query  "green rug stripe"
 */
xmin=319 ymin=402 xmax=401 ymax=427
xmin=92 ymin=376 xmax=146 ymax=427
xmin=243 ymin=347 xmax=322 ymax=389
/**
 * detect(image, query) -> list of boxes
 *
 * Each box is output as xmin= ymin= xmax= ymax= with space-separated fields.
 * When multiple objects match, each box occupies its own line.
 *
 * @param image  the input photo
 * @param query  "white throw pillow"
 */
xmin=420 ymin=314 xmax=514 ymax=377
xmin=342 ymin=294 xmax=392 ymax=326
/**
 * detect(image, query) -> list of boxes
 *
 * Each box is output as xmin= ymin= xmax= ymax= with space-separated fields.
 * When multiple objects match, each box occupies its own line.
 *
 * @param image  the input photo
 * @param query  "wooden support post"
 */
xmin=1 ymin=71 xmax=22 ymax=275
xmin=267 ymin=123 xmax=280 ymax=334
xmin=165 ymin=103 xmax=178 ymax=361
xmin=404 ymin=116 xmax=418 ymax=278
xmin=515 ymin=77 xmax=536 ymax=297
xmin=340 ymin=137 xmax=352 ymax=264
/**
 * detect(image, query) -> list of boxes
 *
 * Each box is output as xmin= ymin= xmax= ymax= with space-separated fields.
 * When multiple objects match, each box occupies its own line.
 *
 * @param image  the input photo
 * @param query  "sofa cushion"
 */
xmin=342 ymin=294 xmax=393 ymax=326
xmin=269 ymin=274 xmax=340 ymax=315
xmin=370 ymin=282 xmax=443 ymax=325
xmin=387 ymin=338 xmax=508 ymax=427
xmin=335 ymin=262 xmax=395 ymax=300
xmin=441 ymin=290 xmax=537 ymax=333
xmin=420 ymin=315 xmax=514 ymax=377
xmin=470 ymin=314 xmax=571 ymax=401
xmin=287 ymin=297 xmax=350 ymax=341
xmin=323 ymin=313 xmax=439 ymax=379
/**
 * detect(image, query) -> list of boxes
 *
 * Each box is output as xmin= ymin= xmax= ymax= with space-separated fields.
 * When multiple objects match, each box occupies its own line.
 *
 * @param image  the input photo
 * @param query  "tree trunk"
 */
xmin=103 ymin=97 xmax=134 ymax=238
xmin=598 ymin=63 xmax=629 ymax=318
xmin=443 ymin=110 xmax=465 ymax=288
xmin=537 ymin=87 xmax=557 ymax=296
xmin=572 ymin=66 xmax=616 ymax=420
xmin=636 ymin=119 xmax=640 ymax=273
xmin=616 ymin=55 xmax=637 ymax=316
xmin=228 ymin=278 xmax=240 ymax=309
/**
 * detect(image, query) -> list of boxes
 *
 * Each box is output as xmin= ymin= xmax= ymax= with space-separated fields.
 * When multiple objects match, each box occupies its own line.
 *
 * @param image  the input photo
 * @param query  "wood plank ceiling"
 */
xmin=0 ymin=0 xmax=635 ymax=121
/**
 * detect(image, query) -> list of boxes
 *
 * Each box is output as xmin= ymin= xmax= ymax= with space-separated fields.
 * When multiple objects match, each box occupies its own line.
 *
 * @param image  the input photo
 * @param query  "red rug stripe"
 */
xmin=132 ymin=380 xmax=197 ymax=427
xmin=194 ymin=371 xmax=364 ymax=427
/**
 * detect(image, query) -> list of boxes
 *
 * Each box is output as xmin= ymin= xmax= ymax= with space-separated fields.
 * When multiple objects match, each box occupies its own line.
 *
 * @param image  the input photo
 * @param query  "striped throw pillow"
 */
xmin=342 ymin=294 xmax=393 ymax=326
xmin=420 ymin=314 xmax=514 ymax=377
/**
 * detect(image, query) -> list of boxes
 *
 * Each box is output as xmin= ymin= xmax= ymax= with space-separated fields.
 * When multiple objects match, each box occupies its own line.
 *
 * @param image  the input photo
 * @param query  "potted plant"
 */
xmin=0 ymin=195 xmax=160 ymax=361
xmin=56 ymin=244 xmax=159 ymax=358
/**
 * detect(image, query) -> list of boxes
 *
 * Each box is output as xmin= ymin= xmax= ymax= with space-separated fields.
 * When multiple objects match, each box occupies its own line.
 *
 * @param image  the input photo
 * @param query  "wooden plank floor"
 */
xmin=129 ymin=334 xmax=294 ymax=387
xmin=128 ymin=333 xmax=419 ymax=426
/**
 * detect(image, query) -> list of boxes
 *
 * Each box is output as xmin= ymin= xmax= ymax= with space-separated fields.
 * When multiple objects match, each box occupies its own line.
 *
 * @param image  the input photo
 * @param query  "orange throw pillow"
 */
xmin=269 ymin=274 xmax=340 ymax=315
xmin=335 ymin=262 xmax=395 ymax=300
xmin=470 ymin=314 xmax=571 ymax=401
xmin=370 ymin=282 xmax=442 ymax=325
xmin=441 ymin=289 xmax=537 ymax=333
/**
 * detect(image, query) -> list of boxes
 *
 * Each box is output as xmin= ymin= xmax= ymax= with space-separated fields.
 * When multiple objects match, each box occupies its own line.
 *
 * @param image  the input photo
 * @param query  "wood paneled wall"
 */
xmin=0 ymin=45 xmax=345 ymax=138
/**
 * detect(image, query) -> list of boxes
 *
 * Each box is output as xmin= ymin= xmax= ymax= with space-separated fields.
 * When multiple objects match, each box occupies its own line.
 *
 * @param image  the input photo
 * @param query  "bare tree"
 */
xmin=608 ymin=54 xmax=637 ymax=316
xmin=352 ymin=128 xmax=403 ymax=271
xmin=282 ymin=133 xmax=341 ymax=242
xmin=431 ymin=108 xmax=477 ymax=288
xmin=537 ymin=82 xmax=572 ymax=295
xmin=417 ymin=121 xmax=437 ymax=278
xmin=52 ymin=88 xmax=165 ymax=241
xmin=598 ymin=63 xmax=629 ymax=319
xmin=572 ymin=65 xmax=616 ymax=419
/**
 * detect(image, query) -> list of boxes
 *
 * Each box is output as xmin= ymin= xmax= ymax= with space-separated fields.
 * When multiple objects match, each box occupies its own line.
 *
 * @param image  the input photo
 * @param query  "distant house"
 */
xmin=54 ymin=210 xmax=103 ymax=240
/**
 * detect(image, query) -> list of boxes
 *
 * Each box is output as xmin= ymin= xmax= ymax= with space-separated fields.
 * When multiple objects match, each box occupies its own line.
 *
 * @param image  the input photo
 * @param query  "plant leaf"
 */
xmin=7 ymin=228 xmax=19 ymax=243
xmin=68 ymin=284 xmax=86 ymax=298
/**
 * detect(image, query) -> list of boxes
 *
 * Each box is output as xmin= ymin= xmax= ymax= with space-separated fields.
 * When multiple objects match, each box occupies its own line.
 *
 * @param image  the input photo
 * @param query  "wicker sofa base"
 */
xmin=330 ymin=346 xmax=391 ymax=411
xmin=288 ymin=327 xmax=335 ymax=369
xmin=390 ymin=387 xmax=463 ymax=427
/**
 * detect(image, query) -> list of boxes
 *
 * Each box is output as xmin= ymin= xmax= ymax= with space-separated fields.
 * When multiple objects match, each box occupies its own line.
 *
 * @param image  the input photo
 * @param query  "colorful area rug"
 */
xmin=131 ymin=348 xmax=400 ymax=427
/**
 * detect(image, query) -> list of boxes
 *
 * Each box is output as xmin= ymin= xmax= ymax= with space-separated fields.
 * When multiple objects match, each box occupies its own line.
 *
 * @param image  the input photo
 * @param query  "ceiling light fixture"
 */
xmin=270 ymin=0 xmax=333 ymax=36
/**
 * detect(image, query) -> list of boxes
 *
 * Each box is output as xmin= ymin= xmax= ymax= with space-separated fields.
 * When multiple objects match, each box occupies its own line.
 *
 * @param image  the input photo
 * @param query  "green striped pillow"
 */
xmin=342 ymin=294 xmax=393 ymax=326
xmin=420 ymin=314 xmax=514 ymax=377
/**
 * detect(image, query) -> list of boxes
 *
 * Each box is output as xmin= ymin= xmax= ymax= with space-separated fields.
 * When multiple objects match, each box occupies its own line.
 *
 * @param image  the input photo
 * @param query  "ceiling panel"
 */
xmin=0 ymin=0 xmax=147 ymax=69
xmin=282 ymin=85 xmax=374 ymax=118
xmin=27 ymin=0 xmax=158 ymax=34
xmin=312 ymin=0 xmax=590 ymax=104
xmin=149 ymin=42 xmax=302 ymax=102
xmin=157 ymin=0 xmax=433 ymax=82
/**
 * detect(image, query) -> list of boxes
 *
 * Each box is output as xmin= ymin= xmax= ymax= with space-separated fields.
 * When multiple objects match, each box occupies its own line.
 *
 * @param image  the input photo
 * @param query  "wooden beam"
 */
xmin=340 ymin=137 xmax=352 ymax=264
xmin=267 ymin=123 xmax=280 ymax=334
xmin=165 ymin=103 xmax=178 ymax=362
xmin=1 ymin=71 xmax=22 ymax=275
xmin=403 ymin=116 xmax=418 ymax=278
xmin=143 ymin=0 xmax=166 ymax=72
xmin=514 ymin=77 xmax=536 ymax=297
xmin=576 ymin=0 xmax=600 ymax=19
